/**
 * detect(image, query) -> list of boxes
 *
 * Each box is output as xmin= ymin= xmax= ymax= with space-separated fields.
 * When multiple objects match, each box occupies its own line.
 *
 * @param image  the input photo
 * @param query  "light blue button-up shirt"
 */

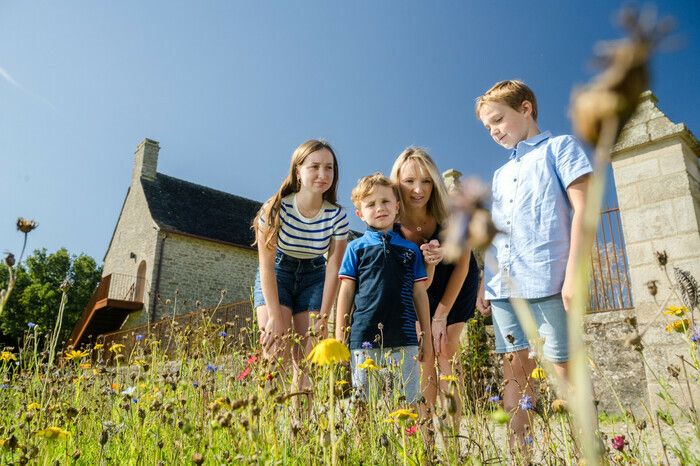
xmin=484 ymin=131 xmax=592 ymax=300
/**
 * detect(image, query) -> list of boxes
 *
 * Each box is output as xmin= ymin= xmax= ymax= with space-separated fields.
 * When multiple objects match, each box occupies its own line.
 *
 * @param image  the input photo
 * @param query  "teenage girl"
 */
xmin=390 ymin=147 xmax=479 ymax=428
xmin=252 ymin=140 xmax=349 ymax=375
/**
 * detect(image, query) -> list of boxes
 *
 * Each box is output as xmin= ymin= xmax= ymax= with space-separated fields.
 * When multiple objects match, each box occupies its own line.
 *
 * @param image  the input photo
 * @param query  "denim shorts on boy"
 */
xmin=338 ymin=228 xmax=427 ymax=350
xmin=490 ymin=294 xmax=569 ymax=362
xmin=253 ymin=249 xmax=326 ymax=314
xmin=351 ymin=346 xmax=420 ymax=404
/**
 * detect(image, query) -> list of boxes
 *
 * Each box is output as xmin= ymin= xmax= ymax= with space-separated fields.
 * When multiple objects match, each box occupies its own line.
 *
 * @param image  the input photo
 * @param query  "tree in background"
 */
xmin=0 ymin=248 xmax=101 ymax=347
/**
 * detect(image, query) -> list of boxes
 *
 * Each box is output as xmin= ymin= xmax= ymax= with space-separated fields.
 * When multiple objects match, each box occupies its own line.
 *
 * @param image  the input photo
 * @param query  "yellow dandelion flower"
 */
xmin=109 ymin=344 xmax=125 ymax=353
xmin=65 ymin=349 xmax=89 ymax=361
xmin=27 ymin=402 xmax=41 ymax=411
xmin=387 ymin=408 xmax=418 ymax=423
xmin=209 ymin=397 xmax=230 ymax=412
xmin=79 ymin=362 xmax=92 ymax=369
xmin=665 ymin=319 xmax=691 ymax=334
xmin=111 ymin=383 xmax=121 ymax=391
xmin=664 ymin=305 xmax=689 ymax=317
xmin=358 ymin=358 xmax=380 ymax=371
xmin=0 ymin=438 xmax=5 ymax=448
xmin=36 ymin=427 xmax=71 ymax=440
xmin=0 ymin=351 xmax=17 ymax=362
xmin=132 ymin=359 xmax=147 ymax=367
xmin=93 ymin=343 xmax=104 ymax=350
xmin=307 ymin=338 xmax=350 ymax=366
xmin=530 ymin=367 xmax=547 ymax=380
xmin=439 ymin=374 xmax=459 ymax=383
xmin=335 ymin=380 xmax=349 ymax=387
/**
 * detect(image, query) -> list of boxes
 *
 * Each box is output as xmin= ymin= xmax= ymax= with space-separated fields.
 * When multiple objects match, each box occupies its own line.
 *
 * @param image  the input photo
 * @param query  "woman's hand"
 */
xmin=431 ymin=316 xmax=447 ymax=357
xmin=420 ymin=239 xmax=443 ymax=266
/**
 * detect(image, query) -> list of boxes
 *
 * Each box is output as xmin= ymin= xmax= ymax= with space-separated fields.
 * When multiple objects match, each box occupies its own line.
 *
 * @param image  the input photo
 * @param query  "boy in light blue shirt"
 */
xmin=475 ymin=80 xmax=592 ymax=453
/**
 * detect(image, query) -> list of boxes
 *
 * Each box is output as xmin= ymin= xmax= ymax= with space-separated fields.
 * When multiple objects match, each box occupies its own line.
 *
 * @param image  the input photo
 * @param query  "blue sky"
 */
xmin=2 ymin=1 xmax=699 ymax=262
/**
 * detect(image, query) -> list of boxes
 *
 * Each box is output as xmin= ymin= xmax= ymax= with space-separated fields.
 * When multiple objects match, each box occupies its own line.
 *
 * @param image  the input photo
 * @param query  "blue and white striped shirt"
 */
xmin=262 ymin=193 xmax=349 ymax=259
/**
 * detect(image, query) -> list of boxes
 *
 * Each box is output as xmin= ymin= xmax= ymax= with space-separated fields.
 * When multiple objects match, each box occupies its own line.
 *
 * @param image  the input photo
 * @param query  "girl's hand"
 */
xmin=431 ymin=317 xmax=447 ymax=357
xmin=420 ymin=239 xmax=443 ymax=266
xmin=476 ymin=279 xmax=491 ymax=316
xmin=262 ymin=315 xmax=288 ymax=354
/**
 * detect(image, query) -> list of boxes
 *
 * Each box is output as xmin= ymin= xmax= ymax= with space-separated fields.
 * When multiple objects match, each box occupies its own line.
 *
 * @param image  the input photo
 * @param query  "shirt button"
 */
xmin=505 ymin=244 xmax=510 ymax=248
xmin=513 ymin=178 xmax=517 ymax=182
xmin=509 ymin=199 xmax=513 ymax=203
xmin=507 ymin=221 xmax=511 ymax=225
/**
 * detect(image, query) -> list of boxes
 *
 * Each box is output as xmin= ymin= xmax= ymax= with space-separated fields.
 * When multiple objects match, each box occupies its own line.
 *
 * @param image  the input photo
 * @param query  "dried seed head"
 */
xmin=16 ymin=218 xmax=38 ymax=234
xmin=4 ymin=253 xmax=15 ymax=268
xmin=645 ymin=280 xmax=658 ymax=297
xmin=667 ymin=364 xmax=680 ymax=378
xmin=624 ymin=333 xmax=644 ymax=352
xmin=59 ymin=279 xmax=73 ymax=293
xmin=191 ymin=452 xmax=204 ymax=465
xmin=551 ymin=399 xmax=568 ymax=413
xmin=654 ymin=250 xmax=668 ymax=268
xmin=636 ymin=419 xmax=647 ymax=430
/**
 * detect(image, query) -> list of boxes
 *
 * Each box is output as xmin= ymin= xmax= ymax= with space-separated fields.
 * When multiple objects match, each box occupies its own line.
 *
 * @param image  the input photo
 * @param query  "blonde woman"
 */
xmin=390 ymin=147 xmax=479 ymax=427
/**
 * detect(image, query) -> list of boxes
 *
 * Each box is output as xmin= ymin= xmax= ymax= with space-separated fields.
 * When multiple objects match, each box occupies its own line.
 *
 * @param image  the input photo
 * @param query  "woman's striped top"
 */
xmin=260 ymin=193 xmax=349 ymax=259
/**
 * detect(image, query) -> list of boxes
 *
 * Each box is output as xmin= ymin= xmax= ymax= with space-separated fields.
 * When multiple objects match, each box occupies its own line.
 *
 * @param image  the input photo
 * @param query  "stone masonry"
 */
xmin=610 ymin=90 xmax=700 ymax=410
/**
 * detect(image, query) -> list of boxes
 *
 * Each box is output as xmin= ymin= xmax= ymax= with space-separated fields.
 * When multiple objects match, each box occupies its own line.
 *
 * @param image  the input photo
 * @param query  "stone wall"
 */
xmin=145 ymin=233 xmax=258 ymax=325
xmin=583 ymin=309 xmax=646 ymax=415
xmin=610 ymin=91 xmax=700 ymax=410
xmin=102 ymin=178 xmax=159 ymax=317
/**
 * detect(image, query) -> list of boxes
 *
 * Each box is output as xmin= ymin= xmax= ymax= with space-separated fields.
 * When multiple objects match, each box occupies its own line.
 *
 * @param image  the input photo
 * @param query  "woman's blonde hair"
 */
xmin=390 ymin=147 xmax=449 ymax=224
xmin=253 ymin=139 xmax=340 ymax=249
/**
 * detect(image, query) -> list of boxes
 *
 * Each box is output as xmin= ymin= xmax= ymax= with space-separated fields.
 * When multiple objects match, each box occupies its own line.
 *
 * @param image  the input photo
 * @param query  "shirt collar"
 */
xmin=510 ymin=131 xmax=551 ymax=160
xmin=365 ymin=226 xmax=396 ymax=238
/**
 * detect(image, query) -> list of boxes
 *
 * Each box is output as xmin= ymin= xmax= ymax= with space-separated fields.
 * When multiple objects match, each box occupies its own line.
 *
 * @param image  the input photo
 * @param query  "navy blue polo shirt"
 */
xmin=339 ymin=227 xmax=427 ymax=350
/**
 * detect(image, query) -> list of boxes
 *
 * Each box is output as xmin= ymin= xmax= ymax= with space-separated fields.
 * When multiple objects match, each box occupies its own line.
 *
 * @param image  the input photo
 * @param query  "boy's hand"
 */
xmin=561 ymin=275 xmax=573 ymax=312
xmin=418 ymin=334 xmax=433 ymax=363
xmin=476 ymin=279 xmax=491 ymax=316
xmin=420 ymin=239 xmax=443 ymax=266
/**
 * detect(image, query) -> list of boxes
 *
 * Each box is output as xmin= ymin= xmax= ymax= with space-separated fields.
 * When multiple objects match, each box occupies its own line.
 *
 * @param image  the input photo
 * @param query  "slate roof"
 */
xmin=141 ymin=173 xmax=262 ymax=249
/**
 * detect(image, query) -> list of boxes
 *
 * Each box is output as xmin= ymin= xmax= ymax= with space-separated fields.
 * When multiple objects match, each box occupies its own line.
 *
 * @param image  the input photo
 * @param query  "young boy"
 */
xmin=475 ymin=80 xmax=592 ymax=450
xmin=335 ymin=173 xmax=433 ymax=404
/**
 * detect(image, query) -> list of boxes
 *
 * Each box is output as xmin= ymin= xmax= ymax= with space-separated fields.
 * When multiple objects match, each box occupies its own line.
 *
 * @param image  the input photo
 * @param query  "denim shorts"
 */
xmin=490 ymin=293 xmax=569 ymax=363
xmin=351 ymin=346 xmax=420 ymax=404
xmin=253 ymin=250 xmax=326 ymax=315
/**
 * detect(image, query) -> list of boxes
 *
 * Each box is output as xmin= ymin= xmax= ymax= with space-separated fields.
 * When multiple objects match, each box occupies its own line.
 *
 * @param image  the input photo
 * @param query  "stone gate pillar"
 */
xmin=610 ymin=90 xmax=700 ymax=406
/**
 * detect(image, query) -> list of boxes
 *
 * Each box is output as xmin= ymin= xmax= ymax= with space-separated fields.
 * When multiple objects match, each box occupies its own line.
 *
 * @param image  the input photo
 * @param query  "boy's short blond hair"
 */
xmin=475 ymin=80 xmax=538 ymax=121
xmin=351 ymin=172 xmax=399 ymax=209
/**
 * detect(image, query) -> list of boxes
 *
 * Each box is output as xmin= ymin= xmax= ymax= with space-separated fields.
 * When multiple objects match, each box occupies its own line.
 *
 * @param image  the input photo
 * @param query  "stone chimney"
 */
xmin=133 ymin=138 xmax=160 ymax=182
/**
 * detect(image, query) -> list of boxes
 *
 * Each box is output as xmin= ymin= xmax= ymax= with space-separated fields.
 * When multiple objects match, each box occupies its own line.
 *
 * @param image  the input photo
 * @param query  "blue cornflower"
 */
xmin=488 ymin=395 xmax=501 ymax=403
xmin=361 ymin=341 xmax=373 ymax=349
xmin=135 ymin=334 xmax=144 ymax=342
xmin=193 ymin=382 xmax=199 ymax=388
xmin=27 ymin=322 xmax=37 ymax=329
xmin=519 ymin=395 xmax=534 ymax=411
xmin=0 ymin=384 xmax=9 ymax=390
xmin=523 ymin=435 xmax=534 ymax=446
xmin=691 ymin=326 xmax=700 ymax=343
xmin=206 ymin=363 xmax=219 ymax=373
xmin=219 ymin=331 xmax=228 ymax=337
xmin=484 ymin=385 xmax=492 ymax=393
xmin=132 ymin=398 xmax=139 ymax=404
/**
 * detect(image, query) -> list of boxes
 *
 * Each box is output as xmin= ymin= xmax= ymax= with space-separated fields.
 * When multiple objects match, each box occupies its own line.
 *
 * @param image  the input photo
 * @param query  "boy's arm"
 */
xmin=562 ymin=174 xmax=590 ymax=312
xmin=413 ymin=280 xmax=433 ymax=362
xmin=335 ymin=279 xmax=356 ymax=343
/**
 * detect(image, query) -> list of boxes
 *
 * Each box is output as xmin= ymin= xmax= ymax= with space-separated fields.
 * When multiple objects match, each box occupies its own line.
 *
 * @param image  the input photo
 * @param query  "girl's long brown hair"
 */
xmin=252 ymin=139 xmax=340 ymax=249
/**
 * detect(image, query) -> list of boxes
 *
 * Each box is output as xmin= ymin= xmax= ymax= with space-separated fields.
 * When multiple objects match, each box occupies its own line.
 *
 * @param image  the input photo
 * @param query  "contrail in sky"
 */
xmin=0 ymin=65 xmax=58 ymax=112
